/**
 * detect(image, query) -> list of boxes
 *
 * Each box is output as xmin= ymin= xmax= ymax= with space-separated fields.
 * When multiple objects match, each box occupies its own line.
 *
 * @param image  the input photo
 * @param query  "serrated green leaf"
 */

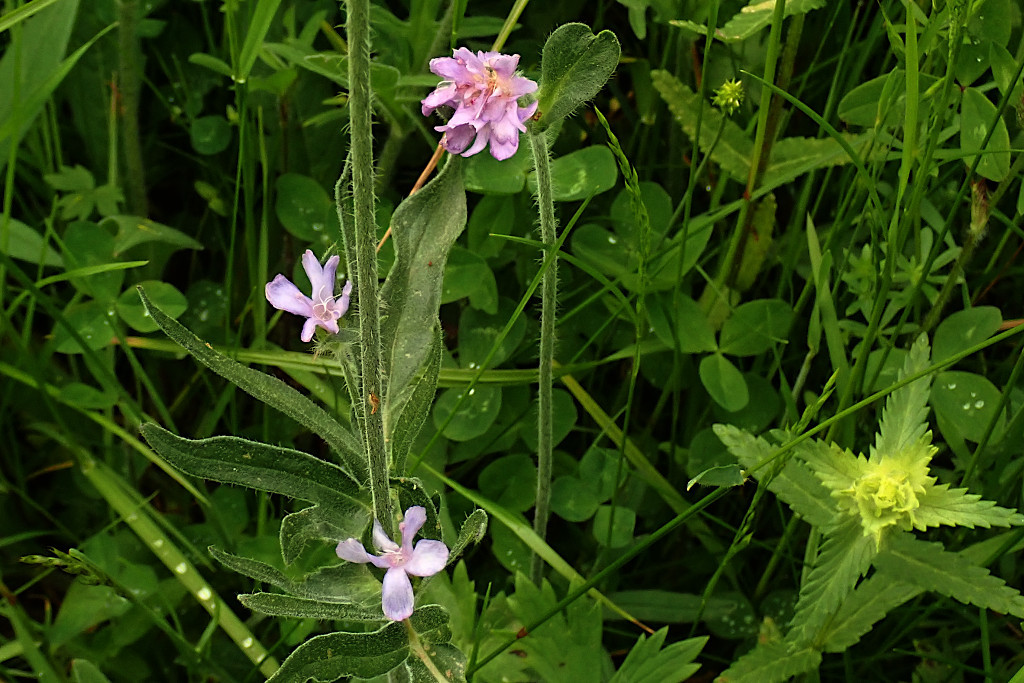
xmin=914 ymin=484 xmax=1024 ymax=530
xmin=874 ymin=334 xmax=931 ymax=458
xmin=820 ymin=573 xmax=921 ymax=653
xmin=137 ymin=287 xmax=366 ymax=478
xmin=713 ymin=425 xmax=836 ymax=527
xmin=716 ymin=639 xmax=822 ymax=683
xmin=537 ymin=23 xmax=620 ymax=127
xmin=874 ymin=534 xmax=1024 ymax=618
xmin=610 ymin=628 xmax=706 ymax=683
xmin=790 ymin=519 xmax=877 ymax=642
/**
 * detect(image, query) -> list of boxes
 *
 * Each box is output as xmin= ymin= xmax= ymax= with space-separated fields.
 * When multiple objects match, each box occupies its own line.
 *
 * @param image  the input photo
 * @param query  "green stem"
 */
xmin=346 ymin=0 xmax=393 ymax=532
xmin=404 ymin=619 xmax=451 ymax=682
xmin=490 ymin=0 xmax=530 ymax=52
xmin=118 ymin=0 xmax=148 ymax=215
xmin=714 ymin=0 xmax=789 ymax=293
xmin=527 ymin=124 xmax=557 ymax=584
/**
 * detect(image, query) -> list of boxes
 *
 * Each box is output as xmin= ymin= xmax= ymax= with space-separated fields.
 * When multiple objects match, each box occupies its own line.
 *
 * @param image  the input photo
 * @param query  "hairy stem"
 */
xmin=118 ymin=0 xmax=148 ymax=215
xmin=527 ymin=124 xmax=557 ymax=584
xmin=346 ymin=0 xmax=394 ymax=533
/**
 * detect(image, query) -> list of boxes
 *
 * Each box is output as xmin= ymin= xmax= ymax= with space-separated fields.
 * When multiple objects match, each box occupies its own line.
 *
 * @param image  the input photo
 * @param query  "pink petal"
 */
xmin=462 ymin=126 xmax=490 ymax=157
xmin=321 ymin=255 xmax=340 ymax=295
xmin=300 ymin=318 xmax=318 ymax=343
xmin=488 ymin=54 xmax=518 ymax=79
xmin=421 ymin=82 xmax=458 ymax=115
xmin=518 ymin=99 xmax=539 ymax=122
xmin=405 ymin=540 xmax=449 ymax=576
xmin=265 ymin=275 xmax=314 ymax=317
xmin=336 ymin=281 xmax=353 ymax=317
xmin=441 ymin=124 xmax=476 ymax=154
xmin=381 ymin=568 xmax=414 ymax=621
xmin=300 ymin=250 xmax=326 ymax=294
xmin=317 ymin=316 xmax=340 ymax=336
xmin=488 ymin=135 xmax=518 ymax=161
xmin=400 ymin=506 xmax=427 ymax=550
xmin=373 ymin=519 xmax=399 ymax=553
xmin=511 ymin=75 xmax=538 ymax=96
xmin=336 ymin=538 xmax=371 ymax=562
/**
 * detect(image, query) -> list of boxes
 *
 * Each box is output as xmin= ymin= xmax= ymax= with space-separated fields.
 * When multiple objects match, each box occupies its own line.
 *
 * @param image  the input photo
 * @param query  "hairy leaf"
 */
xmin=239 ymin=593 xmax=382 ymax=621
xmin=138 ymin=287 xmax=365 ymax=478
xmin=380 ymin=158 xmax=465 ymax=448
xmin=537 ymin=23 xmax=620 ymax=127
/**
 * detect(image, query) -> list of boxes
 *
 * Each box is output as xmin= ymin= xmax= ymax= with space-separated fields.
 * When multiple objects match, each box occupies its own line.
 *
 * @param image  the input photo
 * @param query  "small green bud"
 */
xmin=712 ymin=78 xmax=744 ymax=116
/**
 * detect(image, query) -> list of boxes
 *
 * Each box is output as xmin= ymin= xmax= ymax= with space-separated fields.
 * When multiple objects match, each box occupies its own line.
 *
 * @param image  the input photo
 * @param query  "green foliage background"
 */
xmin=2 ymin=0 xmax=1024 ymax=681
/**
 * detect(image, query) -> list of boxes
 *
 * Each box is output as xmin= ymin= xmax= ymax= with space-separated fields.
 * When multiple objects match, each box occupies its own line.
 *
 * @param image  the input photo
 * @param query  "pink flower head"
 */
xmin=421 ymin=47 xmax=538 ymax=161
xmin=336 ymin=506 xmax=450 ymax=621
xmin=265 ymin=249 xmax=352 ymax=343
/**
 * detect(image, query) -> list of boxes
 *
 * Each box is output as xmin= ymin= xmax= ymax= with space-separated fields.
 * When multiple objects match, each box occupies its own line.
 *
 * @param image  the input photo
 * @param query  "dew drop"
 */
xmin=197 ymin=587 xmax=212 ymax=601
xmin=947 ymin=382 xmax=956 ymax=390
xmin=153 ymin=539 xmax=164 ymax=548
xmin=175 ymin=562 xmax=188 ymax=574
xmin=243 ymin=637 xmax=254 ymax=648
xmin=607 ymin=235 xmax=617 ymax=244
xmin=962 ymin=402 xmax=971 ymax=410
xmin=468 ymin=388 xmax=476 ymax=396
xmin=974 ymin=400 xmax=985 ymax=409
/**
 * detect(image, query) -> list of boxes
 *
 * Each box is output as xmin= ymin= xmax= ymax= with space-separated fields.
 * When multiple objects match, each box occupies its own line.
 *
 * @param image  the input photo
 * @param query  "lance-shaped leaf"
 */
xmin=379 ymin=158 xmax=465 ymax=448
xmin=536 ymin=23 xmax=621 ymax=127
xmin=210 ymin=547 xmax=381 ymax=605
xmin=390 ymin=324 xmax=442 ymax=472
xmin=266 ymin=606 xmax=451 ymax=682
xmin=139 ymin=425 xmax=367 ymax=509
xmin=137 ymin=287 xmax=366 ymax=479
xmin=238 ymin=593 xmax=382 ymax=621
xmin=280 ymin=505 xmax=365 ymax=566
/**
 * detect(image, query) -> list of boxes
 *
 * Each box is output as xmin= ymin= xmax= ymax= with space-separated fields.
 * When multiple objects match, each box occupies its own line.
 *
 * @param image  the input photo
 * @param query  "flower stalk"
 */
xmin=527 ymin=123 xmax=556 ymax=584
xmin=346 ymin=0 xmax=394 ymax=533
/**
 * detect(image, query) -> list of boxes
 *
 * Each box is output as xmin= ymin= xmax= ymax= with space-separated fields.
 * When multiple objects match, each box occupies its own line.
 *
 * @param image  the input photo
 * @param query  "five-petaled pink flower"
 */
xmin=265 ymin=249 xmax=352 ymax=343
xmin=336 ymin=506 xmax=449 ymax=621
xmin=421 ymin=48 xmax=538 ymax=160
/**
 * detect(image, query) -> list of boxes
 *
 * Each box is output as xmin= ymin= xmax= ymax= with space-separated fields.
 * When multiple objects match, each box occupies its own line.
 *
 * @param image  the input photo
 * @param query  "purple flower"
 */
xmin=265 ymin=250 xmax=352 ymax=343
xmin=421 ymin=48 xmax=538 ymax=161
xmin=336 ymin=506 xmax=449 ymax=621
